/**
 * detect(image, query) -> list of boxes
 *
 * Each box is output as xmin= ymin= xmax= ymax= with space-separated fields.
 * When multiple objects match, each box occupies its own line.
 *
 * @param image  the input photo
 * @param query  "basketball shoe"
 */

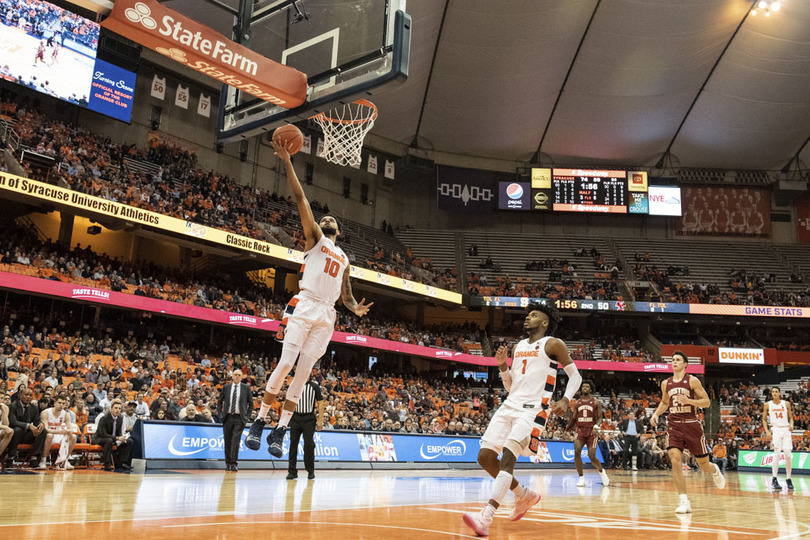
xmin=675 ymin=494 xmax=692 ymax=514
xmin=576 ymin=476 xmax=586 ymax=487
xmin=711 ymin=463 xmax=726 ymax=489
xmin=509 ymin=488 xmax=540 ymax=521
xmin=245 ymin=418 xmax=265 ymax=450
xmin=600 ymin=468 xmax=610 ymax=486
xmin=772 ymin=477 xmax=782 ymax=490
xmin=786 ymin=479 xmax=794 ymax=490
xmin=267 ymin=425 xmax=287 ymax=458
xmin=463 ymin=509 xmax=492 ymax=536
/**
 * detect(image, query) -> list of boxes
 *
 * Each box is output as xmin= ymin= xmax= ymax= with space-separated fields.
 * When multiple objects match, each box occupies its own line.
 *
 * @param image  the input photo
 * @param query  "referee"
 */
xmin=286 ymin=379 xmax=324 ymax=480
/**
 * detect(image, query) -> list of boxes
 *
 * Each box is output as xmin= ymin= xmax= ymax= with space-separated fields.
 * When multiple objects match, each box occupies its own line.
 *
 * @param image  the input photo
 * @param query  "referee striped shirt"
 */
xmin=295 ymin=381 xmax=323 ymax=414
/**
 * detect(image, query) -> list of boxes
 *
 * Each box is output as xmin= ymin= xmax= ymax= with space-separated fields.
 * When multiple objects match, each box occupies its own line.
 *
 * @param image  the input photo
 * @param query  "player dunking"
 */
xmin=762 ymin=387 xmax=794 ymax=491
xmin=566 ymin=380 xmax=609 ymax=487
xmin=245 ymin=140 xmax=372 ymax=457
xmin=463 ymin=302 xmax=582 ymax=537
xmin=650 ymin=351 xmax=725 ymax=514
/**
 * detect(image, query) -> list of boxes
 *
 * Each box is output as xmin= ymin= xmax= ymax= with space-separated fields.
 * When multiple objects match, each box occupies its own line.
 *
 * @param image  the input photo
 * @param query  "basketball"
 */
xmin=273 ymin=124 xmax=304 ymax=155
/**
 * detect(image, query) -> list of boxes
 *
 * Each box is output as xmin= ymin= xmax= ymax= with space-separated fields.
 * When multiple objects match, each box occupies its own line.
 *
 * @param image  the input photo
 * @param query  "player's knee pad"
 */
xmin=266 ymin=345 xmax=300 ymax=394
xmin=285 ymin=360 xmax=314 ymax=403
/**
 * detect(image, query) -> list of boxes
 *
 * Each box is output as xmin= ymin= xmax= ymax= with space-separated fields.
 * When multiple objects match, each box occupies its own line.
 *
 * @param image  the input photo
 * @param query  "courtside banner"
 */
xmin=0 ymin=173 xmax=460 ymax=304
xmin=136 ymin=421 xmax=600 ymax=464
xmin=101 ymin=0 xmax=306 ymax=107
xmin=739 ymin=450 xmax=810 ymax=471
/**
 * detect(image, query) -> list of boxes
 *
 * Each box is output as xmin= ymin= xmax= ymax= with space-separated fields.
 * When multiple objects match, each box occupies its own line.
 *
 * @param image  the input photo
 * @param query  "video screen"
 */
xmin=0 ymin=0 xmax=135 ymax=122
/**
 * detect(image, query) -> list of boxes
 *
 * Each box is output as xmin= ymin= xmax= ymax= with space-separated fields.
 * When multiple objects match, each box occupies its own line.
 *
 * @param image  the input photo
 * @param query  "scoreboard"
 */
xmin=498 ymin=168 xmax=681 ymax=216
xmin=549 ymin=168 xmax=629 ymax=213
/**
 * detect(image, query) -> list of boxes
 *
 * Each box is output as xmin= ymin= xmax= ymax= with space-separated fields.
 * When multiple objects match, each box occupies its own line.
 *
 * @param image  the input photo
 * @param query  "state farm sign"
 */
xmin=102 ymin=0 xmax=306 ymax=107
xmin=718 ymin=347 xmax=764 ymax=365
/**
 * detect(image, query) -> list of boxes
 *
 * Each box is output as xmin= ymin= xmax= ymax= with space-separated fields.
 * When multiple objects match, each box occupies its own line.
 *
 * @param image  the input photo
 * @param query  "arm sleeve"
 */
xmin=500 ymin=370 xmax=512 ymax=392
xmin=563 ymin=362 xmax=582 ymax=401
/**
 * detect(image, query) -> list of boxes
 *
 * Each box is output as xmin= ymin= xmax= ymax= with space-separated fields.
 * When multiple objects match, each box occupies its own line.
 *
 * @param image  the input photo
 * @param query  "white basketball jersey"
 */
xmin=46 ymin=408 xmax=67 ymax=432
xmin=505 ymin=336 xmax=558 ymax=408
xmin=768 ymin=401 xmax=790 ymax=429
xmin=298 ymin=234 xmax=348 ymax=305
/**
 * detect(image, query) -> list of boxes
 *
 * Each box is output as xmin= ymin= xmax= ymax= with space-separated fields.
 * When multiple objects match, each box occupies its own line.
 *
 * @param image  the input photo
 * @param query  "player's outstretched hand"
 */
xmin=354 ymin=298 xmax=373 ymax=317
xmin=550 ymin=397 xmax=569 ymax=416
xmin=272 ymin=139 xmax=291 ymax=161
xmin=650 ymin=414 xmax=658 ymax=428
xmin=495 ymin=346 xmax=508 ymax=369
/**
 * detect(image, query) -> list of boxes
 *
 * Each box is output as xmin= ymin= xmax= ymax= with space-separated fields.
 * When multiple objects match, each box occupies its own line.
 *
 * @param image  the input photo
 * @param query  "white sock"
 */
xmin=258 ymin=403 xmax=271 ymax=420
xmin=278 ymin=409 xmax=293 ymax=428
xmin=511 ymin=484 xmax=528 ymax=498
xmin=772 ymin=450 xmax=780 ymax=477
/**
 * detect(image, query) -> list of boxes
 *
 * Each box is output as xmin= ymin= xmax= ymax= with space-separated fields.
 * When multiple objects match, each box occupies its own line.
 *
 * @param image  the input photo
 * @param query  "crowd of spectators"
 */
xmin=633 ymin=263 xmax=810 ymax=307
xmin=0 ymin=222 xmax=482 ymax=354
xmin=0 ymin=92 xmax=455 ymax=291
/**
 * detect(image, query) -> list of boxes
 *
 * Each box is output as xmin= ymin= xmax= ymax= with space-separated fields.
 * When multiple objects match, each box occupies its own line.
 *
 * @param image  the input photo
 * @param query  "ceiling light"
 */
xmin=751 ymin=8 xmax=757 ymax=14
xmin=771 ymin=2 xmax=780 ymax=11
xmin=765 ymin=9 xmax=771 ymax=15
xmin=758 ymin=0 xmax=767 ymax=8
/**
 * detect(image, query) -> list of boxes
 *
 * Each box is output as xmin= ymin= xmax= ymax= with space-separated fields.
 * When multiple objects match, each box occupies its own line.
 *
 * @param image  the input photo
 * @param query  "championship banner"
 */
xmin=797 ymin=193 xmax=810 ymax=245
xmin=0 ymin=172 xmax=461 ymax=305
xmin=101 ymin=0 xmax=307 ymax=107
xmin=436 ymin=165 xmax=496 ymax=212
xmin=150 ymin=74 xmax=166 ymax=99
xmin=174 ymin=84 xmax=189 ymax=109
xmin=677 ymin=186 xmax=770 ymax=237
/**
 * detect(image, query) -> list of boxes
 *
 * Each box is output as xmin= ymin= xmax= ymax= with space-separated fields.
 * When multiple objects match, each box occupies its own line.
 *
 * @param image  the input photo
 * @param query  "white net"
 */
xmin=312 ymin=100 xmax=377 ymax=167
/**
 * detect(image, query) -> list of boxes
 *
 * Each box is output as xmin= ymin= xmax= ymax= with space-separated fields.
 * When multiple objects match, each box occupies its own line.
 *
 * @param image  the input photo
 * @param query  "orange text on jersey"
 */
xmin=514 ymin=350 xmax=539 ymax=359
xmin=321 ymin=245 xmax=346 ymax=264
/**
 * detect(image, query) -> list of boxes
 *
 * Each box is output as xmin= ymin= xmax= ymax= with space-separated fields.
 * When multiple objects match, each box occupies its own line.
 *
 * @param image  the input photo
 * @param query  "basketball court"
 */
xmin=1 ymin=469 xmax=808 ymax=539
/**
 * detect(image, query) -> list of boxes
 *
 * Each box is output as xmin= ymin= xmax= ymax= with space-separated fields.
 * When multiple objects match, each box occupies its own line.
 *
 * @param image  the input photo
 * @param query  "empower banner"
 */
xmin=101 ymin=0 xmax=306 ymax=107
xmin=0 ymin=172 xmax=461 ymax=304
xmin=136 ymin=421 xmax=602 ymax=464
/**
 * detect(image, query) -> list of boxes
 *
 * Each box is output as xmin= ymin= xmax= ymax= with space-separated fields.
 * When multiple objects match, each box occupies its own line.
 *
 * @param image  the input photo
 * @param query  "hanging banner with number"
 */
xmin=150 ymin=75 xmax=166 ymax=99
xmin=197 ymin=94 xmax=211 ymax=117
xmin=175 ymin=84 xmax=189 ymax=109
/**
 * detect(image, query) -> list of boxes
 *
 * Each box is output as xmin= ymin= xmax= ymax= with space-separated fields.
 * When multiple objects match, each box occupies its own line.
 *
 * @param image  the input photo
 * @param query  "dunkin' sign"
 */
xmin=718 ymin=347 xmax=764 ymax=365
xmin=102 ymin=0 xmax=306 ymax=106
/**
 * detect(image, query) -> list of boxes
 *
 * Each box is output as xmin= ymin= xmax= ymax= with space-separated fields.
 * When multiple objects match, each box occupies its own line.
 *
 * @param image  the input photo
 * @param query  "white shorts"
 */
xmin=480 ymin=404 xmax=537 ymax=454
xmin=772 ymin=428 xmax=793 ymax=452
xmin=279 ymin=297 xmax=336 ymax=359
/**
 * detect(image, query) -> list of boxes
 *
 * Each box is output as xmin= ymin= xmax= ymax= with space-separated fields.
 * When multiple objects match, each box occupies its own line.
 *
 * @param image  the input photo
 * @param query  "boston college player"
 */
xmin=567 ymin=380 xmax=609 ymax=487
xmin=463 ymin=302 xmax=582 ymax=537
xmin=245 ymin=140 xmax=372 ymax=457
xmin=651 ymin=351 xmax=725 ymax=514
xmin=762 ymin=387 xmax=794 ymax=491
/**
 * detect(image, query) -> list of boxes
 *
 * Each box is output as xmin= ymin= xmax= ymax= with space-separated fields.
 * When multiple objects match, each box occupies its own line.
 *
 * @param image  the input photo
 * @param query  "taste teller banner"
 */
xmin=677 ymin=187 xmax=770 ymax=237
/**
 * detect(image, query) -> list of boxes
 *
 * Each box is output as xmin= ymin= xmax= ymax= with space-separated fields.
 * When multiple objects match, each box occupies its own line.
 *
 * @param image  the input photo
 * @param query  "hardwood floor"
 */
xmin=0 ymin=468 xmax=807 ymax=539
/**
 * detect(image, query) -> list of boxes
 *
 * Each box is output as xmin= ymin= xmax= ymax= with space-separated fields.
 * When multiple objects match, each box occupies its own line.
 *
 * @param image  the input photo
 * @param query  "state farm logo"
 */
xmin=125 ymin=2 xmax=157 ymax=29
xmin=156 ymin=47 xmax=187 ymax=62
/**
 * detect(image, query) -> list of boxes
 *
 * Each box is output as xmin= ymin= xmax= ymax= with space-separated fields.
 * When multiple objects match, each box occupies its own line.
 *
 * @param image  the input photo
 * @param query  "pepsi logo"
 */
xmin=506 ymin=183 xmax=524 ymax=199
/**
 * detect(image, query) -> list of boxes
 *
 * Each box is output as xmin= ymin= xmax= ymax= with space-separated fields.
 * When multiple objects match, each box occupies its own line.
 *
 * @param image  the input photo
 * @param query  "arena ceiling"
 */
xmin=109 ymin=0 xmax=810 ymax=172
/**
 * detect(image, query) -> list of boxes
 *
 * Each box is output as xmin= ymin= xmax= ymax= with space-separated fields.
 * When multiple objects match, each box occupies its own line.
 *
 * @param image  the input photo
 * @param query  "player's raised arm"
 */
xmin=273 ymin=139 xmax=321 ymax=249
xmin=546 ymin=337 xmax=581 ymax=416
xmin=495 ymin=346 xmax=511 ymax=391
xmin=340 ymin=268 xmax=373 ymax=317
xmin=650 ymin=379 xmax=669 ymax=427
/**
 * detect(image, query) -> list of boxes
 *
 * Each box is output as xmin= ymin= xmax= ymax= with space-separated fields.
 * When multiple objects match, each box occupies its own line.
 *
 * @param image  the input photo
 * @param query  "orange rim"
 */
xmin=310 ymin=99 xmax=378 ymax=125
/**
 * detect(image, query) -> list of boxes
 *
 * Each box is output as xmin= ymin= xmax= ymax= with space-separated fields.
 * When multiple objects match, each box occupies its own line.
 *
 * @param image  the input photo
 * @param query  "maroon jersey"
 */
xmin=575 ymin=397 xmax=598 ymax=430
xmin=665 ymin=374 xmax=698 ymax=423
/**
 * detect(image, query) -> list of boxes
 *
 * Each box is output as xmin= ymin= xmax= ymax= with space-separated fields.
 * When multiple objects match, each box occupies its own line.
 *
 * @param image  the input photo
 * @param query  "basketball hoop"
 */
xmin=311 ymin=99 xmax=378 ymax=167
